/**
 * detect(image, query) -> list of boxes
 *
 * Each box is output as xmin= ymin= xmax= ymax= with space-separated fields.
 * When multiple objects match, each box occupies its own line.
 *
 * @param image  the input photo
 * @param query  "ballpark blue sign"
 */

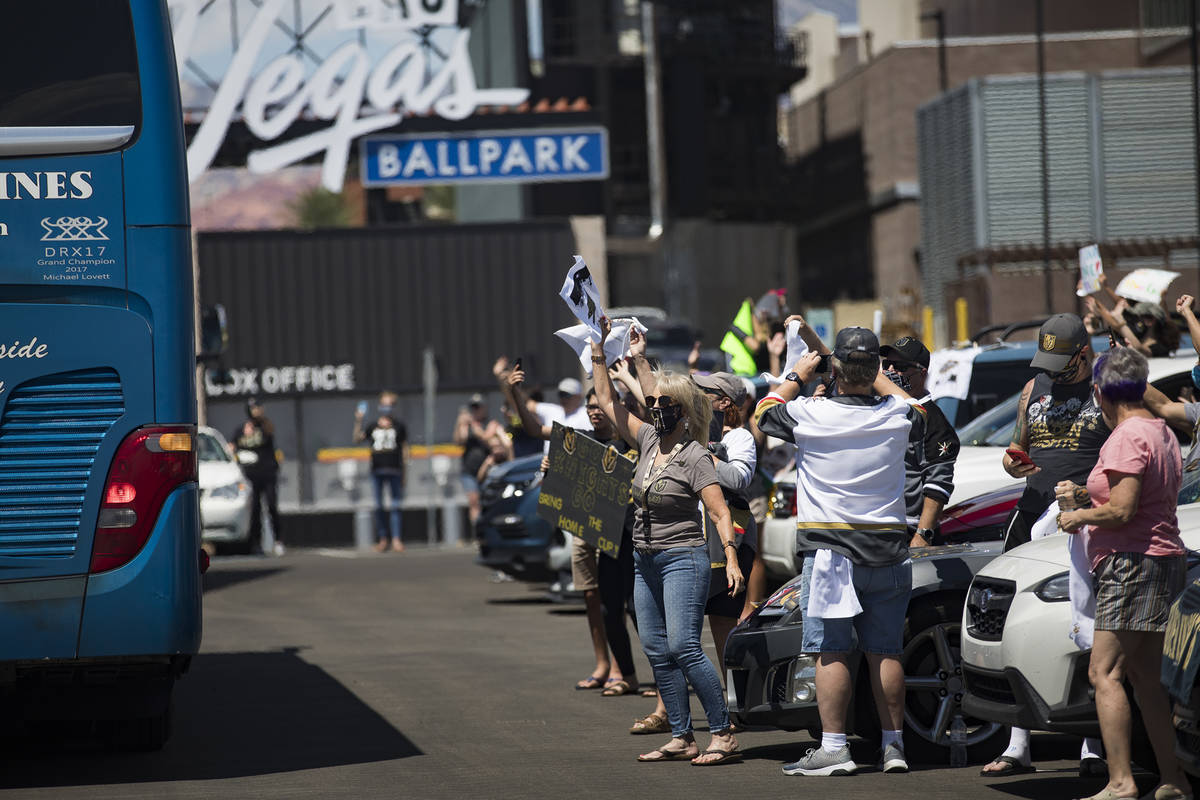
xmin=361 ymin=126 xmax=608 ymax=186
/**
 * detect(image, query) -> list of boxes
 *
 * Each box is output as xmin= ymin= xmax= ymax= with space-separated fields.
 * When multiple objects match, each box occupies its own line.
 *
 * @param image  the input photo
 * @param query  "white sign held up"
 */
xmin=559 ymin=256 xmax=605 ymax=341
xmin=1115 ymin=269 xmax=1181 ymax=304
xmin=1077 ymin=245 xmax=1103 ymax=297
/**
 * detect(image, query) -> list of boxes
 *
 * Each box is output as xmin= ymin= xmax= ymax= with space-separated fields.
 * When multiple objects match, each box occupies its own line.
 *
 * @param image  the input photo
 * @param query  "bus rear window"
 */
xmin=0 ymin=3 xmax=140 ymax=128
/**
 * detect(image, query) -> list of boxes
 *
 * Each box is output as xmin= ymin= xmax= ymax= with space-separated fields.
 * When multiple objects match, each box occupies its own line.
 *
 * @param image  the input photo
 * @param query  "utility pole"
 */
xmin=642 ymin=0 xmax=667 ymax=241
xmin=1036 ymin=0 xmax=1052 ymax=314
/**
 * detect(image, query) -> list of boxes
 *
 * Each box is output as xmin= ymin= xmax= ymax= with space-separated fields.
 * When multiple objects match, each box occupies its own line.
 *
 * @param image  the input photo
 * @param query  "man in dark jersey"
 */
xmin=983 ymin=313 xmax=1110 ymax=778
xmin=1001 ymin=313 xmax=1110 ymax=552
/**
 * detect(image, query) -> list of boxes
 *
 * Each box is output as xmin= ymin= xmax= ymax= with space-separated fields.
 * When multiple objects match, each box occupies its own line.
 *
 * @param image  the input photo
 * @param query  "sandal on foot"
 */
xmin=575 ymin=675 xmax=606 ymax=690
xmin=629 ymin=712 xmax=670 ymax=735
xmin=602 ymin=680 xmax=636 ymax=697
xmin=692 ymin=747 xmax=743 ymax=766
xmin=980 ymin=755 xmax=1034 ymax=777
xmin=638 ymin=745 xmax=696 ymax=763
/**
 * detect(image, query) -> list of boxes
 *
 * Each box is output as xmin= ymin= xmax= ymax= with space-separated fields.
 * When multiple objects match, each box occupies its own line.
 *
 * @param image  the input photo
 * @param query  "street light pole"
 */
xmin=1036 ymin=0 xmax=1052 ymax=314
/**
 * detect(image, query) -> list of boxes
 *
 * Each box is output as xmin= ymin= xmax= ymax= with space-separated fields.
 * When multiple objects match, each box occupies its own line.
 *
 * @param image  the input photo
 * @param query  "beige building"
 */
xmin=782 ymin=0 xmax=1191 ymax=342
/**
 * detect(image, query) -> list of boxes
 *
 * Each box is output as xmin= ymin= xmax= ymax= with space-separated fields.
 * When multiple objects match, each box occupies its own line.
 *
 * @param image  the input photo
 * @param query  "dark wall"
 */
xmin=198 ymin=222 xmax=583 ymax=397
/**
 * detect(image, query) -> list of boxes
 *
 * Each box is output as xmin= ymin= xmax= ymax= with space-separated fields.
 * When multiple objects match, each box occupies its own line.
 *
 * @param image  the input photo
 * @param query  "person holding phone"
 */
xmin=354 ymin=391 xmax=409 ymax=552
xmin=982 ymin=313 xmax=1111 ymax=778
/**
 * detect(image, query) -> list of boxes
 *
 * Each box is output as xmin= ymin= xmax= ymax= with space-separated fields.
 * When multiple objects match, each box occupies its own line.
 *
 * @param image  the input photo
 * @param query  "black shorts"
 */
xmin=705 ymin=544 xmax=755 ymax=618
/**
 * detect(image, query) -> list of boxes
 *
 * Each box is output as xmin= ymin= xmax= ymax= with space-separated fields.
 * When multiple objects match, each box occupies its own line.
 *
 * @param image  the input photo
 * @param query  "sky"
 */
xmin=777 ymin=0 xmax=858 ymax=29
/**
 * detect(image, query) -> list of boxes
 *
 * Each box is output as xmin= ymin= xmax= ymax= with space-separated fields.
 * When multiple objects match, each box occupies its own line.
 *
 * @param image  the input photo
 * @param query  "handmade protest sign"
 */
xmin=1077 ymin=245 xmax=1104 ymax=297
xmin=559 ymin=255 xmax=606 ymax=340
xmin=535 ymin=423 xmax=635 ymax=559
xmin=1115 ymin=268 xmax=1180 ymax=304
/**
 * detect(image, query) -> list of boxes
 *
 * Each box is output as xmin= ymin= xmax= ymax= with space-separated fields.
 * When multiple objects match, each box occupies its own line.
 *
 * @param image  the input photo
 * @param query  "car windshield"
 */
xmin=956 ymin=391 xmax=1020 ymax=447
xmin=197 ymin=433 xmax=231 ymax=463
xmin=645 ymin=325 xmax=695 ymax=348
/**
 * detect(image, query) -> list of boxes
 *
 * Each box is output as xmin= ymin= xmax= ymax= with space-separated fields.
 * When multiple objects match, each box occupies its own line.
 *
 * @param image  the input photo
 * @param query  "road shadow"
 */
xmin=0 ymin=648 xmax=421 ymax=787
xmin=202 ymin=566 xmax=287 ymax=594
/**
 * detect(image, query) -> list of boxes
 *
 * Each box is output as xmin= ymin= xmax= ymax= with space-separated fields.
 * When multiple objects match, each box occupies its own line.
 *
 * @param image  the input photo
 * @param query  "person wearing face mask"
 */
xmin=982 ymin=313 xmax=1111 ymax=779
xmin=590 ymin=318 xmax=746 ymax=766
xmin=879 ymin=337 xmax=960 ymax=548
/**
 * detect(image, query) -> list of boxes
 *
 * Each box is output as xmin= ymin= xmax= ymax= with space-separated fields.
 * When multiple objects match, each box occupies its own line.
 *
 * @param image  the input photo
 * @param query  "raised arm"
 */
xmin=1087 ymin=296 xmax=1151 ymax=357
xmin=1177 ymin=295 xmax=1200 ymax=359
xmin=352 ymin=407 xmax=367 ymax=444
xmin=609 ymin=357 xmax=647 ymax=407
xmin=504 ymin=369 xmax=552 ymax=440
xmin=628 ymin=326 xmax=658 ymax=400
xmin=784 ymin=314 xmax=831 ymax=356
xmin=592 ymin=318 xmax=643 ymax=446
xmin=1143 ymin=382 xmax=1193 ymax=434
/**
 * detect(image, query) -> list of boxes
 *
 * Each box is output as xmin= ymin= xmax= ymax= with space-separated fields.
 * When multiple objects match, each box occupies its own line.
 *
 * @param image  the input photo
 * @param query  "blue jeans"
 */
xmin=372 ymin=472 xmax=404 ymax=543
xmin=799 ymin=552 xmax=912 ymax=655
xmin=633 ymin=545 xmax=730 ymax=739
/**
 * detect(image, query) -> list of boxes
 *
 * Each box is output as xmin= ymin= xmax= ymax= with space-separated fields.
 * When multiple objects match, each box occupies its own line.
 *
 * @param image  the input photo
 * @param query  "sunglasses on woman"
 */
xmin=644 ymin=395 xmax=680 ymax=408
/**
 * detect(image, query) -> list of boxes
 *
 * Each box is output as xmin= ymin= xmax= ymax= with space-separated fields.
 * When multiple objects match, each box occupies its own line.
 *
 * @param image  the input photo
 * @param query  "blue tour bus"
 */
xmin=0 ymin=2 xmax=201 ymax=747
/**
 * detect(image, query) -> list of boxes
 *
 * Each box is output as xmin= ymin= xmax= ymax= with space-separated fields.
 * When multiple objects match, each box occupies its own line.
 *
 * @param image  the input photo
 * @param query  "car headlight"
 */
xmin=501 ymin=476 xmax=539 ymax=499
xmin=489 ymin=514 xmax=524 ymax=528
xmin=1035 ymin=572 xmax=1071 ymax=602
xmin=210 ymin=481 xmax=246 ymax=500
xmin=787 ymin=655 xmax=817 ymax=704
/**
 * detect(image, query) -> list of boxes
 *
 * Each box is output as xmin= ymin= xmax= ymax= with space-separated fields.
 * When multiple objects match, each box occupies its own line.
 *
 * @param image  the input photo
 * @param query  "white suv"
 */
xmin=960 ymin=501 xmax=1200 ymax=757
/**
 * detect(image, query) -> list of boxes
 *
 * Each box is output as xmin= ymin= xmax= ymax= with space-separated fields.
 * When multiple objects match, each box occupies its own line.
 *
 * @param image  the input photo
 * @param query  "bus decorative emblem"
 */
xmin=40 ymin=216 xmax=109 ymax=242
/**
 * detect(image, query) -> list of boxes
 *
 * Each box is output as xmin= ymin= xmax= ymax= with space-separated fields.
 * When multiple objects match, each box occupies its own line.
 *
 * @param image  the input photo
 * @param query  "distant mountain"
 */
xmin=190 ymin=166 xmax=323 ymax=231
xmin=777 ymin=0 xmax=857 ymax=29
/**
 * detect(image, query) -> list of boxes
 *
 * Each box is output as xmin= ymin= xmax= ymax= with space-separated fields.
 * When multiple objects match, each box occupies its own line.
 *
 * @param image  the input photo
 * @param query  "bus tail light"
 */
xmin=90 ymin=426 xmax=197 ymax=573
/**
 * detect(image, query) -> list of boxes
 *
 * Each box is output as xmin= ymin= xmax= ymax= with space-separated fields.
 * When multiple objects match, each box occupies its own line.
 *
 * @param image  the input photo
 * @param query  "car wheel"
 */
xmin=900 ymin=596 xmax=1007 ymax=764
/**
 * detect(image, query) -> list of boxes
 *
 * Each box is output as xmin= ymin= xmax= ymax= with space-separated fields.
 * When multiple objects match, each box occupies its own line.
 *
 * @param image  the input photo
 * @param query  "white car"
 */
xmin=197 ymin=426 xmax=253 ymax=553
xmin=960 ymin=499 xmax=1200 ymax=768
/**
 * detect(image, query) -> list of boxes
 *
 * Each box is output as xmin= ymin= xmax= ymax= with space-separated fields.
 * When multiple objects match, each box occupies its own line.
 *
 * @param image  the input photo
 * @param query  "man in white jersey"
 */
xmin=755 ymin=327 xmax=915 ymax=777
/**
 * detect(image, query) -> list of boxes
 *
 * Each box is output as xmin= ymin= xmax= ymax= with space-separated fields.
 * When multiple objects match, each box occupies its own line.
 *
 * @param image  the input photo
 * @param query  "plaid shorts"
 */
xmin=1093 ymin=552 xmax=1187 ymax=633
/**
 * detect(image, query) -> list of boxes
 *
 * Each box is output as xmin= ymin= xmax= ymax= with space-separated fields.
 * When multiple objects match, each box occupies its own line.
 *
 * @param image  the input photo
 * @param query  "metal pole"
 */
xmin=1036 ymin=0 xmax=1052 ymax=314
xmin=422 ymin=347 xmax=438 ymax=545
xmin=936 ymin=12 xmax=947 ymax=93
xmin=1191 ymin=0 xmax=1200 ymax=292
xmin=642 ymin=1 xmax=667 ymax=241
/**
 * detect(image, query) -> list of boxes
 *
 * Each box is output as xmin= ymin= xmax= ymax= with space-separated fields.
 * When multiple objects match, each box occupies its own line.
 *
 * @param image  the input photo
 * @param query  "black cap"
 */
xmin=880 ymin=336 xmax=931 ymax=369
xmin=833 ymin=327 xmax=880 ymax=362
xmin=1030 ymin=313 xmax=1089 ymax=372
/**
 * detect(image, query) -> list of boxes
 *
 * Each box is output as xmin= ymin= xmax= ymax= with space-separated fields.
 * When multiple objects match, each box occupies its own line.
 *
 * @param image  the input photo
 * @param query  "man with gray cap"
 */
xmin=1000 ymin=313 xmax=1109 ymax=552
xmin=755 ymin=327 xmax=915 ymax=777
xmin=981 ymin=312 xmax=1110 ymax=778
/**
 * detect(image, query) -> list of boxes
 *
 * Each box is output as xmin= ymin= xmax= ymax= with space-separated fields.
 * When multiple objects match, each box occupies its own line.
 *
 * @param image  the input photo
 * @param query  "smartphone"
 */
xmin=814 ymin=354 xmax=831 ymax=374
xmin=1005 ymin=448 xmax=1035 ymax=467
xmin=512 ymin=357 xmax=522 ymax=371
xmin=356 ymin=400 xmax=368 ymax=416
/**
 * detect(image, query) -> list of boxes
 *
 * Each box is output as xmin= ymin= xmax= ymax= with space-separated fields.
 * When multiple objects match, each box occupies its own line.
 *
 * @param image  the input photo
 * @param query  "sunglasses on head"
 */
xmin=644 ymin=395 xmax=679 ymax=408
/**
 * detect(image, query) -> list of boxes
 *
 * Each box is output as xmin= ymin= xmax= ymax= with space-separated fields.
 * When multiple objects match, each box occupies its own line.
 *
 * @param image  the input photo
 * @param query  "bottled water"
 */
xmin=950 ymin=714 xmax=968 ymax=767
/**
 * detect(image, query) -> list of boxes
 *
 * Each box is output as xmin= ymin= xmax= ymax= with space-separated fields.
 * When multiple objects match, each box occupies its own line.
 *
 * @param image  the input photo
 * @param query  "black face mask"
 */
xmin=1047 ymin=351 xmax=1082 ymax=383
xmin=650 ymin=404 xmax=684 ymax=436
xmin=708 ymin=408 xmax=725 ymax=443
xmin=884 ymin=369 xmax=911 ymax=392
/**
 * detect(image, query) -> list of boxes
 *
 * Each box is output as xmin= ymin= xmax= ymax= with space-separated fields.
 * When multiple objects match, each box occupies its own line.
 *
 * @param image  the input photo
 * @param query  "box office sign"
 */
xmin=535 ymin=423 xmax=635 ymax=559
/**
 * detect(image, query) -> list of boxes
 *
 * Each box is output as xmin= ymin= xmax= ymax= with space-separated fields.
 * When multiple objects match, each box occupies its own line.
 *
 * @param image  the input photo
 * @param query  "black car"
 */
xmin=474 ymin=454 xmax=569 ymax=583
xmin=723 ymin=485 xmax=1021 ymax=763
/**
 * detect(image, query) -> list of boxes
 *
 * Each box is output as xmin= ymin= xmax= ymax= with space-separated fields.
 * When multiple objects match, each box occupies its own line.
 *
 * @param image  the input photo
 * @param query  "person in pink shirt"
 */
xmin=1056 ymin=347 xmax=1190 ymax=800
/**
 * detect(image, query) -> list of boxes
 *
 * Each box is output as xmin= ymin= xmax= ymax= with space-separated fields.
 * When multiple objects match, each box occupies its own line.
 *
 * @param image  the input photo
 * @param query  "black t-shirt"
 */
xmin=231 ymin=420 xmax=278 ymax=479
xmin=1020 ymin=372 xmax=1110 ymax=512
xmin=461 ymin=430 xmax=489 ymax=479
xmin=364 ymin=416 xmax=406 ymax=474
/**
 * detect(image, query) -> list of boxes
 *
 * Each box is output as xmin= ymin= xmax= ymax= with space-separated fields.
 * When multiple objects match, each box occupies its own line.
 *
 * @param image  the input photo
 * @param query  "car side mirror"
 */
xmin=198 ymin=304 xmax=228 ymax=364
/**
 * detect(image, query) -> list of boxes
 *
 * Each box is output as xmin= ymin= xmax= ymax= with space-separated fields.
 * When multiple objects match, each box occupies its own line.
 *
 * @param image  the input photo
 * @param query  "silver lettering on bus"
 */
xmin=0 ymin=338 xmax=48 ymax=359
xmin=0 ymin=171 xmax=93 ymax=200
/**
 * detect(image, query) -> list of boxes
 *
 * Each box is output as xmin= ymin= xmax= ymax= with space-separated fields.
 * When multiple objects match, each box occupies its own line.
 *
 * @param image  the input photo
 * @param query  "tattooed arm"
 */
xmin=1003 ymin=378 xmax=1039 ymax=478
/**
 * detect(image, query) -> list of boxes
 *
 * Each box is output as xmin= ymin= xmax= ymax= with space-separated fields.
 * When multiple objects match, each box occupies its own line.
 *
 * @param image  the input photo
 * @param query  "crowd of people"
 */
xmin=462 ymin=284 xmax=1196 ymax=797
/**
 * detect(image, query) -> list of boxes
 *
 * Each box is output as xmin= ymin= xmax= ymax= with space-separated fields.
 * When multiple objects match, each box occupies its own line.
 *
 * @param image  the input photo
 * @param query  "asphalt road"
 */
xmin=0 ymin=547 xmax=1165 ymax=799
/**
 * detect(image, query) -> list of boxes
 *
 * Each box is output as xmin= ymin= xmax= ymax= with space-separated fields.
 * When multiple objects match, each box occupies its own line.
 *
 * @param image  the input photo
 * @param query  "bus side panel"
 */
xmin=77 ymin=486 xmax=201 ymax=657
xmin=0 ymin=577 xmax=86 ymax=660
xmin=125 ymin=227 xmax=196 ymax=424
xmin=124 ymin=0 xmax=190 ymax=228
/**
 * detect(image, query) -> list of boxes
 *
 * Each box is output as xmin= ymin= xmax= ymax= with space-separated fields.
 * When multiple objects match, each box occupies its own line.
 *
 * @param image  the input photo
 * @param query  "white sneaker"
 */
xmin=878 ymin=743 xmax=909 ymax=773
xmin=273 ymin=542 xmax=286 ymax=557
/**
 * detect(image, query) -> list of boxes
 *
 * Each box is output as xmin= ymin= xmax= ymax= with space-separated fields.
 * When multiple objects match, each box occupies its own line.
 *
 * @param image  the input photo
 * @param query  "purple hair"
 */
xmin=1092 ymin=351 xmax=1147 ymax=403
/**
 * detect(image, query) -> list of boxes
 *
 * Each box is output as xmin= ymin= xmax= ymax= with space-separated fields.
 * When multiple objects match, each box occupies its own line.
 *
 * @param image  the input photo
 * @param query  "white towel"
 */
xmin=554 ymin=317 xmax=648 ymax=377
xmin=1030 ymin=501 xmax=1095 ymax=650
xmin=806 ymin=548 xmax=862 ymax=619
xmin=760 ymin=320 xmax=811 ymax=385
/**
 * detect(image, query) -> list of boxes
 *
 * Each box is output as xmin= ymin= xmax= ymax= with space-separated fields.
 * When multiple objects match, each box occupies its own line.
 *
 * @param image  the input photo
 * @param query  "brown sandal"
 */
xmin=602 ymin=680 xmax=637 ymax=697
xmin=629 ymin=712 xmax=670 ymax=735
